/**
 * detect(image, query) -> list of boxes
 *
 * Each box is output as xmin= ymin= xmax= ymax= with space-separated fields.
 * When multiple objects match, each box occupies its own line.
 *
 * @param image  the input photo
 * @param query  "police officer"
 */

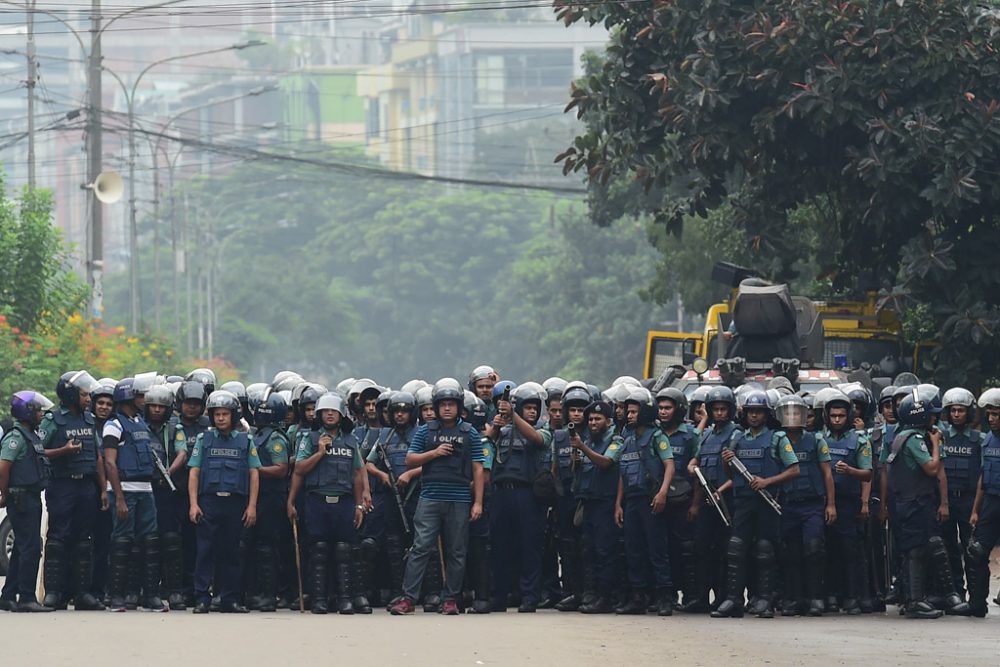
xmin=89 ymin=380 xmax=116 ymax=604
xmin=390 ymin=378 xmax=486 ymax=616
xmin=102 ymin=378 xmax=165 ymax=612
xmin=572 ymin=400 xmax=620 ymax=614
xmin=0 ymin=391 xmax=55 ymax=612
xmin=171 ymin=380 xmax=209 ymax=604
xmin=881 ymin=389 xmax=970 ymax=618
xmin=469 ymin=365 xmax=498 ymax=422
xmin=415 ymin=386 xmax=436 ymax=425
xmin=656 ymin=387 xmax=699 ymax=611
xmin=818 ymin=387 xmax=872 ymax=614
xmin=245 ymin=389 xmax=290 ymax=612
xmin=364 ymin=391 xmax=421 ymax=608
xmin=684 ymin=386 xmax=739 ymax=614
xmin=553 ymin=383 xmax=588 ymax=612
xmin=939 ymin=387 xmax=980 ymax=600
xmin=188 ymin=390 xmax=261 ymax=614
xmin=349 ymin=379 xmax=383 ymax=450
xmin=485 ymin=382 xmax=548 ymax=613
xmin=287 ymin=392 xmax=369 ymax=615
xmin=965 ymin=388 xmax=1000 ymax=617
xmin=775 ymin=394 xmax=836 ymax=616
xmin=39 ymin=370 xmax=105 ymax=610
xmin=713 ymin=390 xmax=799 ymax=619
xmin=145 ymin=384 xmax=188 ymax=610
xmin=613 ymin=387 xmax=675 ymax=615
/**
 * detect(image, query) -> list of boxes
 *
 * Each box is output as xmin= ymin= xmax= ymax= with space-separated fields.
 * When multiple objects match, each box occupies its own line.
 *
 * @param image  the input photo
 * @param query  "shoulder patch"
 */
xmin=191 ymin=447 xmax=200 ymax=457
xmin=919 ymin=443 xmax=928 ymax=452
xmin=483 ymin=447 xmax=490 ymax=457
xmin=608 ymin=443 xmax=619 ymax=451
xmin=819 ymin=443 xmax=829 ymax=455
xmin=7 ymin=438 xmax=19 ymax=450
xmin=784 ymin=443 xmax=794 ymax=453
xmin=273 ymin=444 xmax=283 ymax=454
xmin=659 ymin=441 xmax=668 ymax=450
xmin=250 ymin=447 xmax=258 ymax=457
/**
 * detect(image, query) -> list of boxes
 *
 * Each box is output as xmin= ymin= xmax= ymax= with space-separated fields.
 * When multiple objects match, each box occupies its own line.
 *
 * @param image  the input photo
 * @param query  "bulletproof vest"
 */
xmin=115 ymin=413 xmax=156 ymax=482
xmin=294 ymin=426 xmax=312 ymax=460
xmin=421 ymin=421 xmax=473 ymax=486
xmin=699 ymin=422 xmax=741 ymax=487
xmin=357 ymin=424 xmax=382 ymax=459
xmin=552 ymin=429 xmax=573 ymax=482
xmin=666 ymin=423 xmax=697 ymax=482
xmin=942 ymin=426 xmax=983 ymax=493
xmin=783 ymin=432 xmax=825 ymax=501
xmin=304 ymin=430 xmax=358 ymax=496
xmin=374 ymin=426 xmax=413 ymax=480
xmin=492 ymin=424 xmax=541 ymax=484
xmin=980 ymin=432 xmax=1000 ymax=497
xmin=575 ymin=430 xmax=619 ymax=500
xmin=732 ymin=428 xmax=782 ymax=498
xmin=45 ymin=409 xmax=98 ymax=478
xmin=254 ymin=427 xmax=289 ymax=495
xmin=826 ymin=429 xmax=862 ymax=498
xmin=5 ymin=423 xmax=49 ymax=489
xmin=172 ymin=416 xmax=210 ymax=463
xmin=198 ymin=430 xmax=251 ymax=496
xmin=887 ymin=429 xmax=936 ymax=500
xmin=149 ymin=421 xmax=170 ymax=467
xmin=619 ymin=427 xmax=664 ymax=498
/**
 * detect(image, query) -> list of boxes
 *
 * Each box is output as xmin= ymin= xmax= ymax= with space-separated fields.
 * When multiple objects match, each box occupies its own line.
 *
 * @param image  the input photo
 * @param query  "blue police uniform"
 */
xmin=575 ymin=427 xmax=620 ymax=602
xmin=663 ymin=422 xmax=698 ymax=606
xmin=0 ymin=424 xmax=50 ymax=605
xmin=170 ymin=415 xmax=209 ymax=601
xmin=489 ymin=423 xmax=547 ymax=608
xmin=40 ymin=408 xmax=99 ymax=546
xmin=966 ymin=430 xmax=1000 ymax=613
xmin=940 ymin=423 xmax=981 ymax=595
xmin=189 ymin=428 xmax=260 ymax=606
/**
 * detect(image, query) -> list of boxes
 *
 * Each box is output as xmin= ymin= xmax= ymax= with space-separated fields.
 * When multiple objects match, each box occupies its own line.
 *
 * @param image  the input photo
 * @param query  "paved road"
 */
xmin=0 ymin=601 xmax=998 ymax=666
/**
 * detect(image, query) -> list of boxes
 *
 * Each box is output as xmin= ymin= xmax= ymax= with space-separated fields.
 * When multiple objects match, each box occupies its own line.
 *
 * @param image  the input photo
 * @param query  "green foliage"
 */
xmin=557 ymin=0 xmax=1000 ymax=386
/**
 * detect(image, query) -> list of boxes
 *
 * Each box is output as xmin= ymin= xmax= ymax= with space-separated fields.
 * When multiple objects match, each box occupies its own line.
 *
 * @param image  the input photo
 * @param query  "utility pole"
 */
xmin=88 ymin=0 xmax=104 ymax=318
xmin=25 ymin=0 xmax=35 ymax=190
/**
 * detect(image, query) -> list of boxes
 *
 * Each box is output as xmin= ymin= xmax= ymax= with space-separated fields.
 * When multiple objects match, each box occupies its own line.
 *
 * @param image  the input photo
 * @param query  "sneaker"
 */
xmin=441 ymin=599 xmax=460 ymax=615
xmin=390 ymin=597 xmax=415 ymax=615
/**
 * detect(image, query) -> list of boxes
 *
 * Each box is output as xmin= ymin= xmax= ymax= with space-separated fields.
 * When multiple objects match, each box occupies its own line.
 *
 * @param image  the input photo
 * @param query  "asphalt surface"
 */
xmin=0 ymin=591 xmax=998 ymax=666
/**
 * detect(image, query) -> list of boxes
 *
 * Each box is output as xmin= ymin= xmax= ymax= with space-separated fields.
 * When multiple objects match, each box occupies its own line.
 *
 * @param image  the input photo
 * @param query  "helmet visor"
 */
xmin=70 ymin=370 xmax=101 ymax=394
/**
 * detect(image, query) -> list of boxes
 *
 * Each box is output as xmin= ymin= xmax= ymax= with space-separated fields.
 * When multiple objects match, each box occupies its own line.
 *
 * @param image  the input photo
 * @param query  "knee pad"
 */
xmin=726 ymin=536 xmax=746 ymax=559
xmin=359 ymin=537 xmax=378 ymax=559
xmin=967 ymin=540 xmax=988 ymax=564
xmin=755 ymin=539 xmax=776 ymax=564
xmin=680 ymin=540 xmax=695 ymax=558
xmin=334 ymin=542 xmax=352 ymax=561
xmin=928 ymin=535 xmax=946 ymax=555
xmin=804 ymin=538 xmax=824 ymax=559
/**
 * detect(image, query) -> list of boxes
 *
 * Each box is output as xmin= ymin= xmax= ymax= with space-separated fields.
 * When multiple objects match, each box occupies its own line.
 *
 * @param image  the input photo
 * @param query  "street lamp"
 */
xmin=102 ymin=39 xmax=266 ymax=331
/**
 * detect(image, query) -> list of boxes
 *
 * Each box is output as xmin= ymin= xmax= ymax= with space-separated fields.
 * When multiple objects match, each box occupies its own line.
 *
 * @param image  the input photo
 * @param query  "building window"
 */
xmin=475 ymin=55 xmax=504 ymax=105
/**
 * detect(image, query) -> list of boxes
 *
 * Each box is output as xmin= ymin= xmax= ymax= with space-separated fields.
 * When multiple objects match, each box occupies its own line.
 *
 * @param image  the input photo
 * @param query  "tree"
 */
xmin=556 ymin=0 xmax=1000 ymax=385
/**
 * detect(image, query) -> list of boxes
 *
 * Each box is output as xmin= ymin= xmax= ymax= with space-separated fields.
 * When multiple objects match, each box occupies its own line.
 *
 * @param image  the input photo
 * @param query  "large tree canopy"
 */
xmin=557 ymin=0 xmax=1000 ymax=386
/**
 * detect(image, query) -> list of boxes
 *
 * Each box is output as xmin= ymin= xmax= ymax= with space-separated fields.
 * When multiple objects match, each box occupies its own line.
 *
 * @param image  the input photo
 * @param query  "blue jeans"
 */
xmin=109 ymin=490 xmax=158 ymax=541
xmin=1 ymin=488 xmax=43 ymax=601
xmin=402 ymin=498 xmax=470 ymax=601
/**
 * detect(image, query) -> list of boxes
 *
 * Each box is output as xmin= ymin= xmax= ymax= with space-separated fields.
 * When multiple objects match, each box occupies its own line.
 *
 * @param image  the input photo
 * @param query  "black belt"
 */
xmin=55 ymin=473 xmax=94 ymax=481
xmin=494 ymin=481 xmax=531 ymax=490
xmin=949 ymin=490 xmax=973 ymax=498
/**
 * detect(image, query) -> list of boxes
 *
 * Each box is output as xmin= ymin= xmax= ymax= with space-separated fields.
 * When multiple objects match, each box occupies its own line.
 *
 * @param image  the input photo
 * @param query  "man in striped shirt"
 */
xmin=390 ymin=378 xmax=486 ymax=615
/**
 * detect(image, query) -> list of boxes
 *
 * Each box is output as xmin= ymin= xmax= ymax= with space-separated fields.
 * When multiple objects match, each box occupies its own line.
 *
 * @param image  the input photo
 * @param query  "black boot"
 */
xmin=422 ymin=549 xmax=443 ymax=613
xmin=162 ymin=532 xmax=186 ymax=611
xmin=780 ymin=539 xmax=803 ymax=617
xmin=841 ymin=539 xmax=862 ymax=615
xmin=804 ymin=538 xmax=825 ymax=617
xmin=468 ymin=536 xmax=492 ymax=614
xmin=679 ymin=543 xmax=711 ymax=613
xmin=904 ymin=547 xmax=943 ymax=619
xmin=615 ymin=590 xmax=648 ymax=615
xmin=928 ymin=536 xmax=971 ymax=615
xmin=555 ymin=537 xmax=580 ymax=612
xmin=42 ymin=539 xmax=66 ymax=610
xmin=125 ymin=542 xmax=141 ymax=610
xmin=385 ymin=533 xmax=406 ymax=610
xmin=255 ymin=542 xmax=277 ymax=612
xmin=351 ymin=542 xmax=373 ymax=614
xmin=965 ymin=540 xmax=989 ymax=617
xmin=712 ymin=537 xmax=746 ymax=618
xmin=656 ymin=588 xmax=675 ymax=616
xmin=310 ymin=542 xmax=329 ymax=614
xmin=858 ymin=538 xmax=875 ymax=613
xmin=108 ymin=539 xmax=132 ymax=612
xmin=749 ymin=539 xmax=775 ymax=618
xmin=676 ymin=540 xmax=697 ymax=612
xmin=72 ymin=540 xmax=104 ymax=611
xmin=334 ymin=542 xmax=355 ymax=615
xmin=579 ymin=594 xmax=613 ymax=614
xmin=141 ymin=535 xmax=166 ymax=611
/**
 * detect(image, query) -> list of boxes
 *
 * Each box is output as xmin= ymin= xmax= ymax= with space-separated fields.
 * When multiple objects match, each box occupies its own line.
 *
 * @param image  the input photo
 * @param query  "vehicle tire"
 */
xmin=0 ymin=517 xmax=12 ymax=576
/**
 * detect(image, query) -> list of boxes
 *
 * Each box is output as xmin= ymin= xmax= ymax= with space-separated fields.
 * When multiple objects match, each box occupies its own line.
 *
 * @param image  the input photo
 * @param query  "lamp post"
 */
xmin=101 ymin=38 xmax=266 ymax=331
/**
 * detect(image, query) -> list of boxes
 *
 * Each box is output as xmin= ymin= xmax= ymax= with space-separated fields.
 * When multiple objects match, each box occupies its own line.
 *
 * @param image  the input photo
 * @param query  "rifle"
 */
xmin=154 ymin=453 xmax=177 ymax=492
xmin=693 ymin=466 xmax=731 ymax=527
xmin=568 ymin=421 xmax=582 ymax=471
xmin=375 ymin=430 xmax=411 ymax=535
xmin=726 ymin=453 xmax=782 ymax=515
xmin=495 ymin=386 xmax=512 ymax=465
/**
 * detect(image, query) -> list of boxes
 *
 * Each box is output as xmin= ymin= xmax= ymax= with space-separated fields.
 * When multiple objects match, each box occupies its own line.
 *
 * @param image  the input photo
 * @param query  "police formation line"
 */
xmin=2 ymin=367 xmax=1000 ymax=619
